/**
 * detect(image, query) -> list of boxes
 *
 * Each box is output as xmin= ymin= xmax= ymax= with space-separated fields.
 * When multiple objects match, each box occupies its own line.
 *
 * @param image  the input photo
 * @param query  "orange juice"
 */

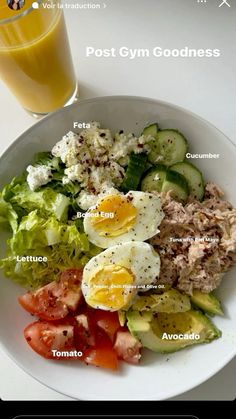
xmin=0 ymin=1 xmax=77 ymax=114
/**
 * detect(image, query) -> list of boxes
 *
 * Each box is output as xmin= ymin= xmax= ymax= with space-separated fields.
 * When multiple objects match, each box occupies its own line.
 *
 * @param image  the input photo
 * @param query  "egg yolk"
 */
xmin=86 ymin=264 xmax=135 ymax=310
xmin=89 ymin=194 xmax=137 ymax=237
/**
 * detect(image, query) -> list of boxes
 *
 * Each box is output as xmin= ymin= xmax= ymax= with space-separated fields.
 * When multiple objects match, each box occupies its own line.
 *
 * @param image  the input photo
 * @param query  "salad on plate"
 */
xmin=0 ymin=121 xmax=235 ymax=371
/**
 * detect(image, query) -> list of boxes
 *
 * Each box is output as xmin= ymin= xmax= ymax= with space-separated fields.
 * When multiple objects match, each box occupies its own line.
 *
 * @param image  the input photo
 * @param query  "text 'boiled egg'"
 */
xmin=81 ymin=241 xmax=161 ymax=311
xmin=83 ymin=191 xmax=164 ymax=248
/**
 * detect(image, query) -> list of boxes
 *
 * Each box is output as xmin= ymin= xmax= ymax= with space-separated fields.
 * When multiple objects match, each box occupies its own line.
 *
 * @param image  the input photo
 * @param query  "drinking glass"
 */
xmin=0 ymin=0 xmax=78 ymax=116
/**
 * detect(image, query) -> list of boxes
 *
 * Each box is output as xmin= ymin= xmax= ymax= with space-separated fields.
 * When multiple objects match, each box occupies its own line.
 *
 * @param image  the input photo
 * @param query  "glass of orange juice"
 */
xmin=0 ymin=0 xmax=78 ymax=116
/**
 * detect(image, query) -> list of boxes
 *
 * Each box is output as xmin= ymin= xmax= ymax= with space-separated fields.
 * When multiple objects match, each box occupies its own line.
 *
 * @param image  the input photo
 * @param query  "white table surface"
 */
xmin=0 ymin=0 xmax=235 ymax=401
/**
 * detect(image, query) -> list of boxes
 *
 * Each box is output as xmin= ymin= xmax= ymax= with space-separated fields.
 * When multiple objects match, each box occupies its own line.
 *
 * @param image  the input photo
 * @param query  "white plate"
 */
xmin=0 ymin=96 xmax=236 ymax=401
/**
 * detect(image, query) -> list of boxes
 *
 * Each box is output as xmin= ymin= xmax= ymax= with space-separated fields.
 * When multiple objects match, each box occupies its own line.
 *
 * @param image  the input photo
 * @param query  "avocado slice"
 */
xmin=127 ymin=310 xmax=221 ymax=353
xmin=190 ymin=290 xmax=224 ymax=316
xmin=132 ymin=289 xmax=191 ymax=313
xmin=144 ymin=283 xmax=172 ymax=295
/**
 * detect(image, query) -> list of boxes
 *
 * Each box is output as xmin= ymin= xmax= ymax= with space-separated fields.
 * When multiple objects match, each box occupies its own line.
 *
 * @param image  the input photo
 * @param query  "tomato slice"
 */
xmin=74 ymin=311 xmax=119 ymax=369
xmin=113 ymin=330 xmax=142 ymax=364
xmin=84 ymin=346 xmax=118 ymax=370
xmin=91 ymin=309 xmax=121 ymax=343
xmin=24 ymin=320 xmax=75 ymax=359
xmin=74 ymin=313 xmax=96 ymax=355
xmin=84 ymin=329 xmax=118 ymax=371
xmin=19 ymin=268 xmax=83 ymax=321
xmin=22 ymin=293 xmax=123 ymax=370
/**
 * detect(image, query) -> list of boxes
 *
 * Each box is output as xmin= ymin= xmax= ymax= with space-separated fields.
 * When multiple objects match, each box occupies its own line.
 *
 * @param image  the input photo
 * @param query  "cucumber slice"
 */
xmin=120 ymin=153 xmax=147 ymax=192
xmin=142 ymin=123 xmax=159 ymax=137
xmin=148 ymin=130 xmax=188 ymax=166
xmin=141 ymin=164 xmax=167 ymax=192
xmin=142 ymin=124 xmax=159 ymax=163
xmin=170 ymin=162 xmax=204 ymax=201
xmin=162 ymin=170 xmax=189 ymax=202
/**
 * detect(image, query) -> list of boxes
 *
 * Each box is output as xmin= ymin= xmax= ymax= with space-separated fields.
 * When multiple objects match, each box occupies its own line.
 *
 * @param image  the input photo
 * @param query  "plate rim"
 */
xmin=0 ymin=95 xmax=236 ymax=166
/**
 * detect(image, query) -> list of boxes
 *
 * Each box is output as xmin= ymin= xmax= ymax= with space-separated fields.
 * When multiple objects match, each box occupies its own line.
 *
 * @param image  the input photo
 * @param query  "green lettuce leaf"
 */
xmin=0 ymin=211 xmax=100 ymax=289
xmin=10 ymin=183 xmax=70 ymax=221
xmin=48 ymin=171 xmax=81 ymax=198
xmin=2 ymin=174 xmax=26 ymax=202
xmin=33 ymin=151 xmax=61 ymax=171
xmin=0 ymin=195 xmax=18 ymax=233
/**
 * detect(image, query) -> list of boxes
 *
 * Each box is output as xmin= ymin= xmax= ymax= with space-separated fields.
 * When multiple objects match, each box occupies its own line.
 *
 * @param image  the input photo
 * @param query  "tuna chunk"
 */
xmin=150 ymin=183 xmax=236 ymax=294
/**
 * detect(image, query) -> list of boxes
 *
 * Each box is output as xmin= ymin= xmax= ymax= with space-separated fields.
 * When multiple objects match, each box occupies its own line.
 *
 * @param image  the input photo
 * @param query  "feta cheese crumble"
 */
xmin=26 ymin=165 xmax=52 ymax=191
xmin=50 ymin=122 xmax=154 ymax=209
xmin=77 ymin=184 xmax=120 ymax=210
xmin=51 ymin=131 xmax=80 ymax=166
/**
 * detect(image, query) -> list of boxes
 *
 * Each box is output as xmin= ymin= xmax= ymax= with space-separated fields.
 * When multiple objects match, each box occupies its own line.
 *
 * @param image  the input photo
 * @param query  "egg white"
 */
xmin=82 ymin=241 xmax=161 ymax=311
xmin=83 ymin=191 xmax=164 ymax=248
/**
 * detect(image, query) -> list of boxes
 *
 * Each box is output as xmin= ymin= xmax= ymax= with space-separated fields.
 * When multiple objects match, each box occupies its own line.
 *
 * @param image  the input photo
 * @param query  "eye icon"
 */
xmin=7 ymin=0 xmax=25 ymax=11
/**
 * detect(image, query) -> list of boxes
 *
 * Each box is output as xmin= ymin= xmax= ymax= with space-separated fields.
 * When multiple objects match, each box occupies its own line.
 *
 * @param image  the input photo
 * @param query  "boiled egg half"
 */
xmin=83 ymin=191 xmax=164 ymax=248
xmin=81 ymin=241 xmax=160 ymax=311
